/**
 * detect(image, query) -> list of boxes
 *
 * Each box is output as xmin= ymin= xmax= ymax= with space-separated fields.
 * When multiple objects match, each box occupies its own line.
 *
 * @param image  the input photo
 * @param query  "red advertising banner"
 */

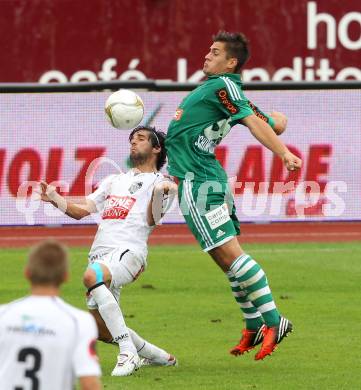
xmin=0 ymin=0 xmax=360 ymax=83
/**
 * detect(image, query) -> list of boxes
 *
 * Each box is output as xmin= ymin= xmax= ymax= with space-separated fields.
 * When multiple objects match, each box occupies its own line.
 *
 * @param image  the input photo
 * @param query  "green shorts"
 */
xmin=178 ymin=179 xmax=240 ymax=251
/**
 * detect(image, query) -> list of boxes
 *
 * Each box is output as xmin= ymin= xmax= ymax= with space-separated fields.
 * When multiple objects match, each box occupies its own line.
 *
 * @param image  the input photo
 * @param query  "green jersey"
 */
xmin=165 ymin=73 xmax=274 ymax=182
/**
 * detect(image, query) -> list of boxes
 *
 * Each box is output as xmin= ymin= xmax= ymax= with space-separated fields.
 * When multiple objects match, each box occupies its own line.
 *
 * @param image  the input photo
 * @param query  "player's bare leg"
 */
xmin=84 ymin=263 xmax=140 ymax=376
xmin=90 ymin=309 xmax=177 ymax=367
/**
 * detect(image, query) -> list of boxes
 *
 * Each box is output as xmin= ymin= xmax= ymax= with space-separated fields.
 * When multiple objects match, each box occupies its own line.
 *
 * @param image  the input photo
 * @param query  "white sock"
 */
xmin=91 ymin=284 xmax=136 ymax=354
xmin=128 ymin=327 xmax=169 ymax=363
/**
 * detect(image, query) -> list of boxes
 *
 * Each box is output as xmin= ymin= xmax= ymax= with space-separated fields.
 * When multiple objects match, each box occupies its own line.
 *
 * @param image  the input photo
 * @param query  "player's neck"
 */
xmin=133 ymin=162 xmax=157 ymax=173
xmin=31 ymin=285 xmax=60 ymax=297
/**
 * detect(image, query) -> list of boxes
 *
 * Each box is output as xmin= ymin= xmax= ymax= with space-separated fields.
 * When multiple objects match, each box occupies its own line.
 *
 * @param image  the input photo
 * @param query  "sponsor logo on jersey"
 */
xmin=174 ymin=108 xmax=183 ymax=120
xmin=194 ymin=135 xmax=216 ymax=153
xmin=204 ymin=204 xmax=230 ymax=230
xmin=195 ymin=118 xmax=232 ymax=153
xmin=102 ymin=195 xmax=136 ymax=220
xmin=128 ymin=181 xmax=143 ymax=194
xmin=216 ymin=89 xmax=239 ymax=114
xmin=7 ymin=316 xmax=56 ymax=336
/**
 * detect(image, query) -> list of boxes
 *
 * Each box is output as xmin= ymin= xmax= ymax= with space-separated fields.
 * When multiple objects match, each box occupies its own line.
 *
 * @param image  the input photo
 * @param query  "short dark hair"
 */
xmin=213 ymin=31 xmax=250 ymax=73
xmin=27 ymin=240 xmax=69 ymax=287
xmin=129 ymin=125 xmax=167 ymax=171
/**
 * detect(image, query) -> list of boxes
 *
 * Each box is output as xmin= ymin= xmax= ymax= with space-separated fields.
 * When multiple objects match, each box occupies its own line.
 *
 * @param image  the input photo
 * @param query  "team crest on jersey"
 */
xmin=216 ymin=89 xmax=239 ymax=114
xmin=174 ymin=108 xmax=183 ymax=121
xmin=128 ymin=181 xmax=143 ymax=194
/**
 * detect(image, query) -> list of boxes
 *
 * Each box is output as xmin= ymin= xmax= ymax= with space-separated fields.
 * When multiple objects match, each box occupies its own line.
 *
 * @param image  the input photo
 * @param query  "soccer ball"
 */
xmin=104 ymin=89 xmax=144 ymax=130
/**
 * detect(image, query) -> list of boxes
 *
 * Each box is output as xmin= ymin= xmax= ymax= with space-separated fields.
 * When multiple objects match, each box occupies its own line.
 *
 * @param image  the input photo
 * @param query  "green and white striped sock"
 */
xmin=227 ymin=272 xmax=264 ymax=330
xmin=227 ymin=254 xmax=280 ymax=327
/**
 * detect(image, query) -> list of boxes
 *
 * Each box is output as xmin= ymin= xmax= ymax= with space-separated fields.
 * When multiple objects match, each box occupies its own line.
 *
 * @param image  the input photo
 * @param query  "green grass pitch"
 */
xmin=1 ymin=242 xmax=361 ymax=389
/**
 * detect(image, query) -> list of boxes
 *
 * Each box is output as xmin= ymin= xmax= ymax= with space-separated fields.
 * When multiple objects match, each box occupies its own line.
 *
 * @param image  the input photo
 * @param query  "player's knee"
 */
xmin=83 ymin=262 xmax=110 ymax=289
xmin=83 ymin=269 xmax=97 ymax=288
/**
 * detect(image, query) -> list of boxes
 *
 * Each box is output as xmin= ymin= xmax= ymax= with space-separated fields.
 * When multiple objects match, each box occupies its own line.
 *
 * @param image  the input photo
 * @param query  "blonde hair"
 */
xmin=27 ymin=240 xmax=69 ymax=287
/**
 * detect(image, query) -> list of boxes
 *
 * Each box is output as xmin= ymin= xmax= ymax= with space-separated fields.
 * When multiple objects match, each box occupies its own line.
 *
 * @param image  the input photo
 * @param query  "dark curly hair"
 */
xmin=213 ymin=31 xmax=250 ymax=73
xmin=129 ymin=125 xmax=167 ymax=170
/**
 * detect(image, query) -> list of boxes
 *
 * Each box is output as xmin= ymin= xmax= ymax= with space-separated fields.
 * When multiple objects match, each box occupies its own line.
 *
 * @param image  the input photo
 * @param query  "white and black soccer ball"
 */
xmin=104 ymin=89 xmax=144 ymax=130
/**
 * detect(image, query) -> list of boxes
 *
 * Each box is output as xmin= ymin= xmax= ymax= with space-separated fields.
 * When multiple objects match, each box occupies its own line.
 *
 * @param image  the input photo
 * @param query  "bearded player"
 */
xmin=38 ymin=126 xmax=177 ymax=376
xmin=166 ymin=32 xmax=302 ymax=360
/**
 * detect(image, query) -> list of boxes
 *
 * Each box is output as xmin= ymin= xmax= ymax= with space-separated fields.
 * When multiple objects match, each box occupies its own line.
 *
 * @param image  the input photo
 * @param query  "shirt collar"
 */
xmin=207 ymin=73 xmax=242 ymax=83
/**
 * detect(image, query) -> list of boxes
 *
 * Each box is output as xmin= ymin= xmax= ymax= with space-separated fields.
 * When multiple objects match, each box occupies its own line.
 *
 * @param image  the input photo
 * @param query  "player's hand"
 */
xmin=281 ymin=151 xmax=302 ymax=171
xmin=270 ymin=111 xmax=287 ymax=135
xmin=36 ymin=181 xmax=56 ymax=202
xmin=148 ymin=179 xmax=178 ymax=226
xmin=154 ymin=179 xmax=178 ymax=196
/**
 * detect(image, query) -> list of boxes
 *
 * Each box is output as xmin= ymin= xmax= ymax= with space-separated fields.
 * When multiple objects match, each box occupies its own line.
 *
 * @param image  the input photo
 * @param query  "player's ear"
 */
xmin=63 ymin=271 xmax=70 ymax=283
xmin=228 ymin=57 xmax=238 ymax=71
xmin=152 ymin=145 xmax=161 ymax=154
xmin=24 ymin=267 xmax=31 ymax=281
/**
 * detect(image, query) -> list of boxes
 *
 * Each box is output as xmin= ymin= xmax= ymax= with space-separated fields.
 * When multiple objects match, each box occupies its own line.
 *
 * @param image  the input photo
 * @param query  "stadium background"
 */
xmin=1 ymin=1 xmax=361 ymax=389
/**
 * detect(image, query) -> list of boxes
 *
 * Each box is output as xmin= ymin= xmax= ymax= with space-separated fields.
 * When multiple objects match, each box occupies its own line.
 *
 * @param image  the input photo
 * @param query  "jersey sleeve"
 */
xmin=210 ymin=77 xmax=275 ymax=128
xmin=153 ymin=173 xmax=176 ymax=220
xmin=72 ymin=312 xmax=101 ymax=378
xmin=247 ymin=100 xmax=275 ymax=129
xmin=211 ymin=77 xmax=254 ymax=122
xmin=86 ymin=175 xmax=114 ymax=212
xmin=151 ymin=174 xmax=176 ymax=199
xmin=154 ymin=172 xmax=171 ymax=185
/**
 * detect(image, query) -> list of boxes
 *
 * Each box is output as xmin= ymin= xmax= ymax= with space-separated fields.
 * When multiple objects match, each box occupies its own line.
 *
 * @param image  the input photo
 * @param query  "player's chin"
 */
xmin=202 ymin=65 xmax=210 ymax=75
xmin=129 ymin=151 xmax=137 ymax=160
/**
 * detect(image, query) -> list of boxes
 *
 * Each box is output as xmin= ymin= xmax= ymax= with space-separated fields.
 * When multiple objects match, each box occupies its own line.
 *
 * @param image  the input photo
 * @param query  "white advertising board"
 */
xmin=0 ymin=89 xmax=360 ymax=225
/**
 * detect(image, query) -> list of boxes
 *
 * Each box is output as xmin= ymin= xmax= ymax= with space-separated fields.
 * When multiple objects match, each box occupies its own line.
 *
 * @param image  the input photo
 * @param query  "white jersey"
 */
xmin=0 ymin=296 xmax=101 ymax=390
xmin=87 ymin=170 xmax=164 ymax=260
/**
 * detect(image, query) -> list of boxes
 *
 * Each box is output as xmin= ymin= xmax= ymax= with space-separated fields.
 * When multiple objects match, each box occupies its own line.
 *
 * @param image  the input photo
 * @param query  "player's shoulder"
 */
xmin=93 ymin=173 xmax=121 ymax=190
xmin=214 ymin=74 xmax=246 ymax=103
xmin=0 ymin=296 xmax=29 ymax=314
xmin=0 ymin=303 xmax=8 ymax=316
xmin=155 ymin=171 xmax=165 ymax=180
xmin=154 ymin=172 xmax=175 ymax=184
xmin=138 ymin=171 xmax=165 ymax=182
xmin=218 ymin=74 xmax=241 ymax=89
xmin=204 ymin=75 xmax=225 ymax=88
xmin=204 ymin=74 xmax=242 ymax=95
xmin=0 ymin=297 xmax=34 ymax=324
xmin=102 ymin=173 xmax=121 ymax=184
xmin=55 ymin=298 xmax=96 ymax=328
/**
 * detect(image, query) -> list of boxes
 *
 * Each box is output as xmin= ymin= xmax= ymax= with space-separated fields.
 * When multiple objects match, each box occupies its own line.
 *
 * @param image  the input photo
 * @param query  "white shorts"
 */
xmin=86 ymin=247 xmax=146 ymax=310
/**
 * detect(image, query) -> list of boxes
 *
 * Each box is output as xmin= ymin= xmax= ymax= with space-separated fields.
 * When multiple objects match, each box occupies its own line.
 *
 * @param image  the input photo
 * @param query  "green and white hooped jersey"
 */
xmin=166 ymin=73 xmax=269 ymax=182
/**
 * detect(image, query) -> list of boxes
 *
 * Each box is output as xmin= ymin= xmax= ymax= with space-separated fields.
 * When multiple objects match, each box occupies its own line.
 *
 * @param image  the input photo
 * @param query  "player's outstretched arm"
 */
xmin=147 ymin=179 xmax=178 ymax=226
xmin=269 ymin=111 xmax=287 ymax=135
xmin=242 ymin=115 xmax=302 ymax=171
xmin=79 ymin=376 xmax=102 ymax=390
xmin=37 ymin=181 xmax=97 ymax=220
xmin=247 ymin=100 xmax=287 ymax=135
